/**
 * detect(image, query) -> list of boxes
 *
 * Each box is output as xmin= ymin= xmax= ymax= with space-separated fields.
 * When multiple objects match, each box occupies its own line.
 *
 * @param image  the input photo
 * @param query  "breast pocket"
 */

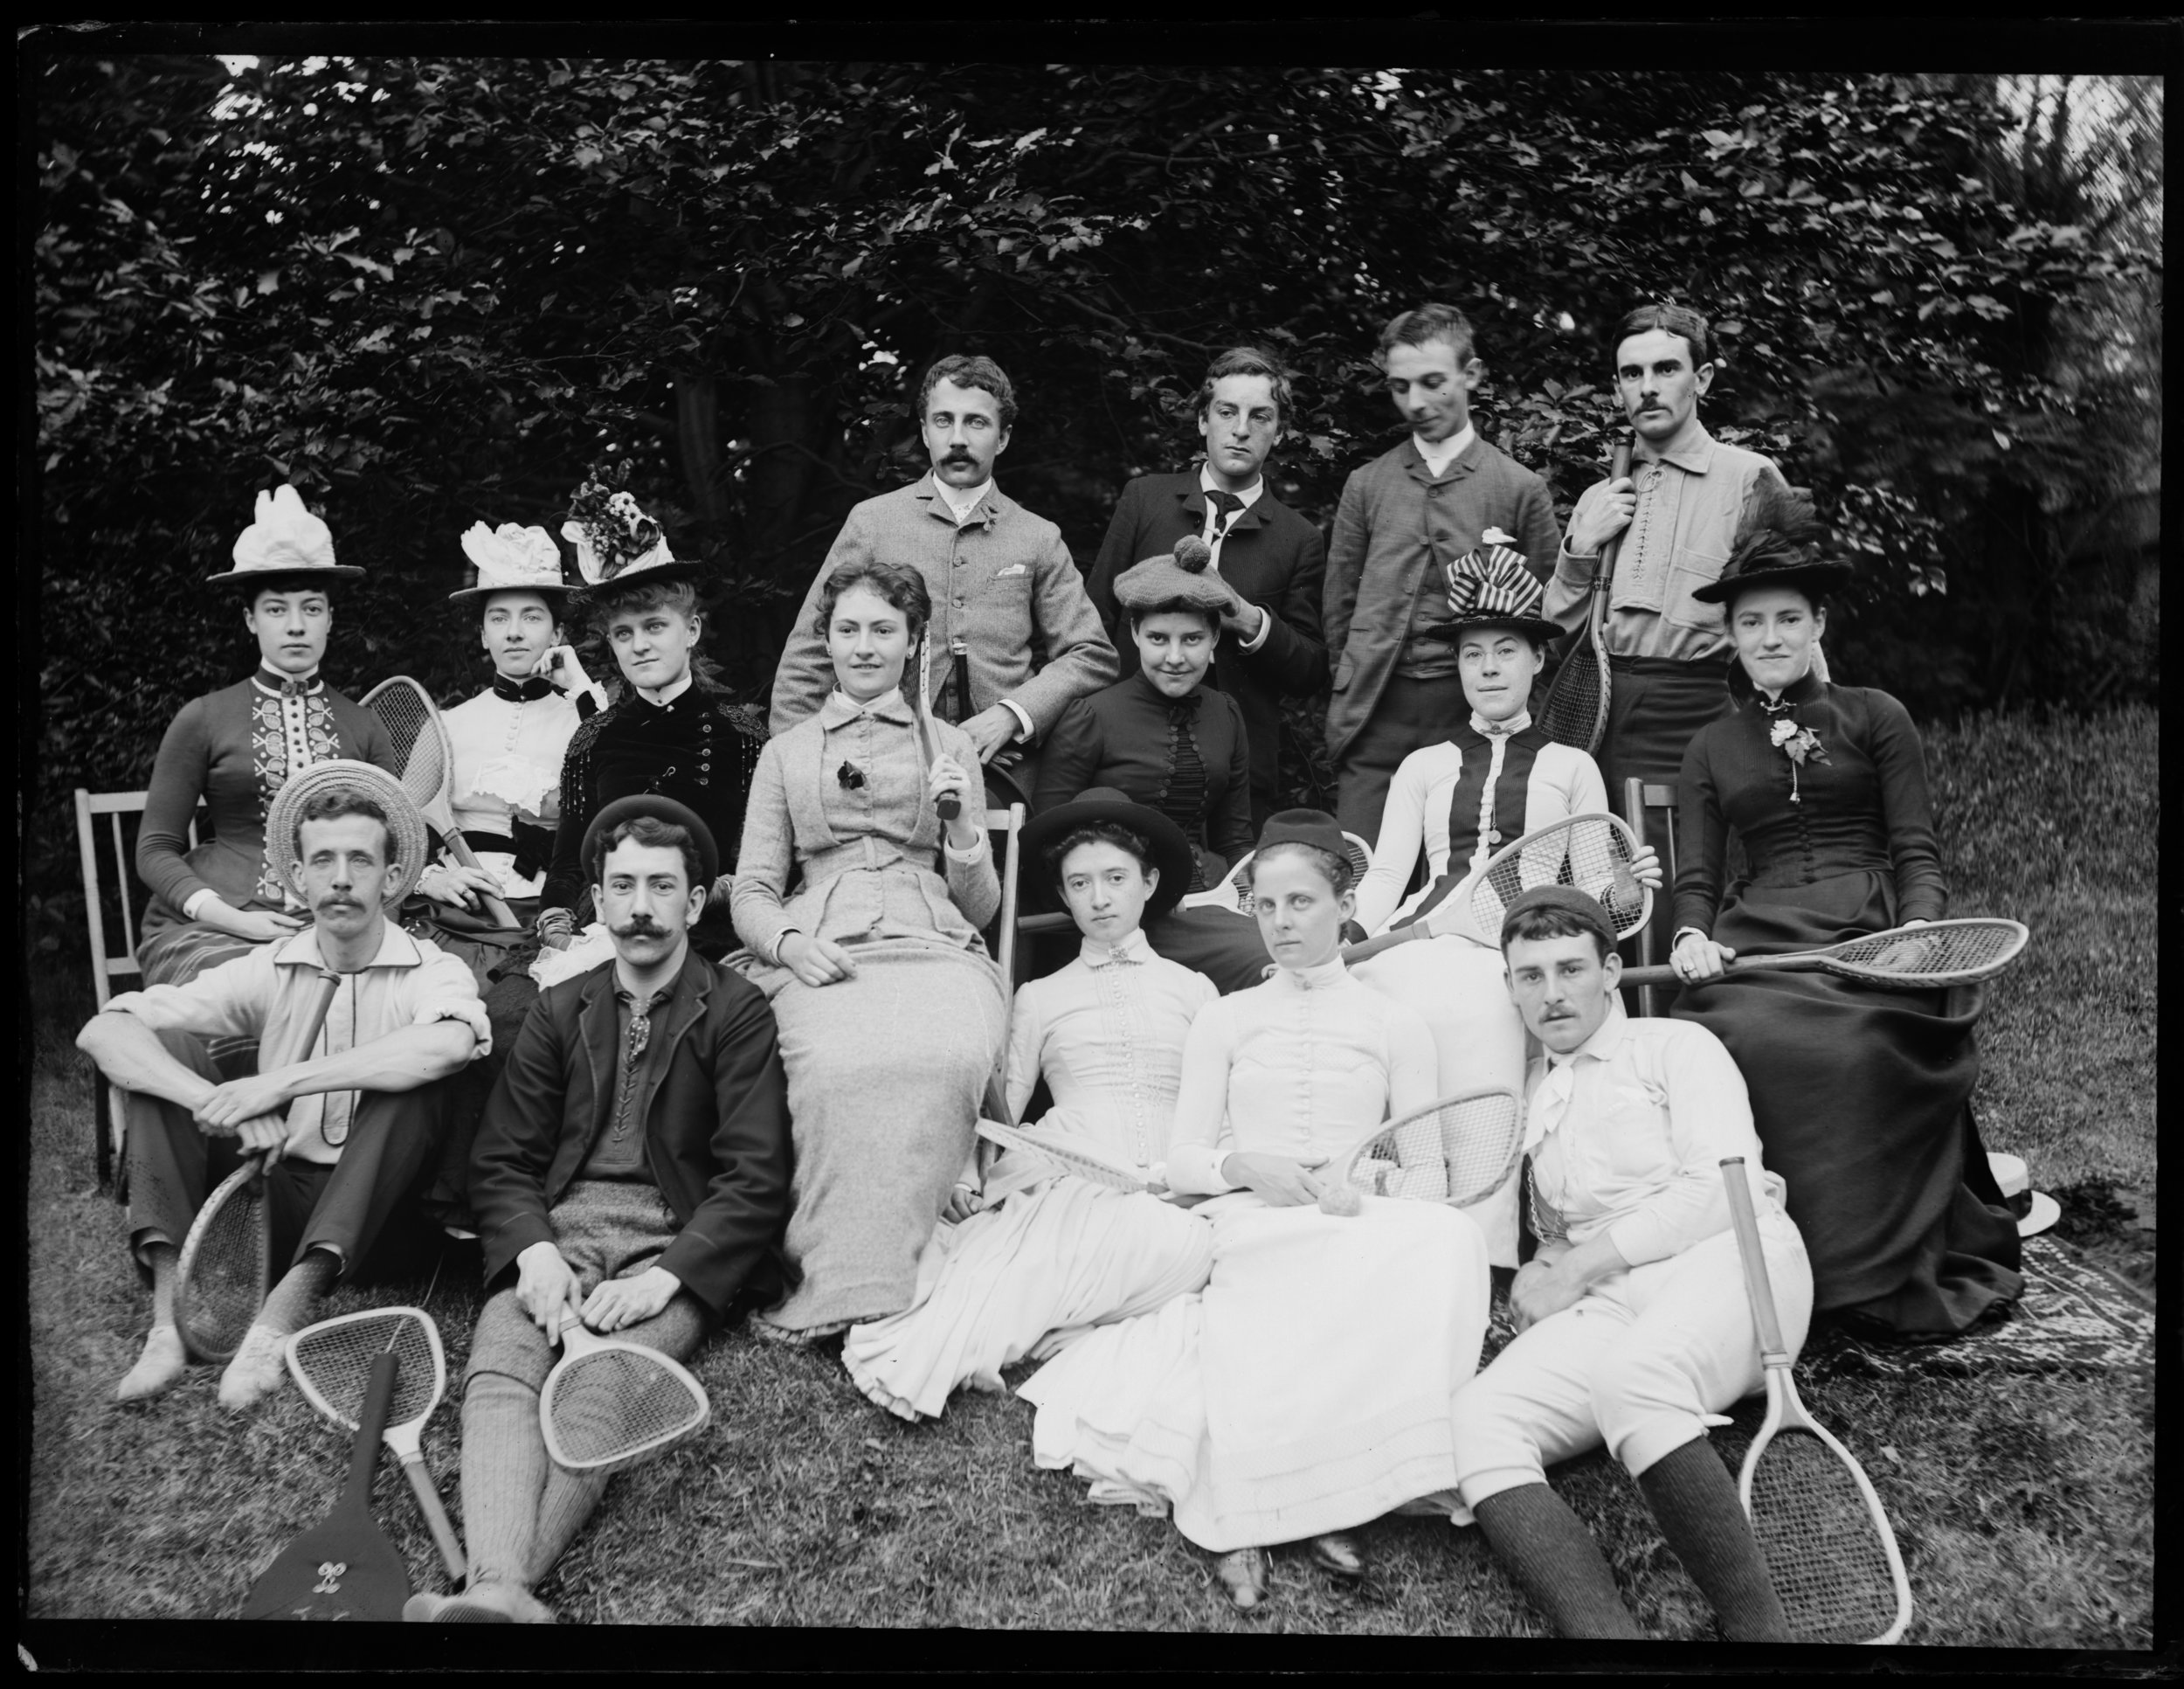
xmin=1662 ymin=545 xmax=1731 ymax=633
xmin=1332 ymin=653 xmax=1354 ymax=693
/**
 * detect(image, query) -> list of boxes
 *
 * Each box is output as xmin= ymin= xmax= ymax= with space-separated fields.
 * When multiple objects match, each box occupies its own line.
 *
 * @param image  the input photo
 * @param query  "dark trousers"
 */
xmin=1602 ymin=655 xmax=1735 ymax=979
xmin=1332 ymin=671 xmax=1470 ymax=845
xmin=127 ymin=1036 xmax=453 ymax=1280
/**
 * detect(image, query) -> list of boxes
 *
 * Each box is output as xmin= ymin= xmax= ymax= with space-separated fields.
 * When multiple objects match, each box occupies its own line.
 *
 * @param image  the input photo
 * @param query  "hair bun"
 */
xmin=1171 ymin=535 xmax=1213 ymax=573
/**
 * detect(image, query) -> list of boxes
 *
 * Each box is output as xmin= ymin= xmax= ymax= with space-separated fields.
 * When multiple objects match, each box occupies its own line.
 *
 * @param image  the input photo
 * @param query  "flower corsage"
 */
xmin=1768 ymin=716 xmax=1829 ymax=803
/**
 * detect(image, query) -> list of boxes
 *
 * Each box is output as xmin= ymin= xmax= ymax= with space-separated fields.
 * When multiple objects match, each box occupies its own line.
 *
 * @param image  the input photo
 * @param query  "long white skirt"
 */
xmin=1353 ymin=937 xmax=1527 ymax=1267
xmin=1019 ymin=1194 xmax=1490 ymax=1553
xmin=842 ymin=1177 xmax=1213 ymax=1423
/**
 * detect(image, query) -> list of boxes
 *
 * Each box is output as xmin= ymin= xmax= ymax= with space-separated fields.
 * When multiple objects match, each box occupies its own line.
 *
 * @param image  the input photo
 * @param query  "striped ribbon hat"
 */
xmin=1444 ymin=545 xmax=1561 ymax=643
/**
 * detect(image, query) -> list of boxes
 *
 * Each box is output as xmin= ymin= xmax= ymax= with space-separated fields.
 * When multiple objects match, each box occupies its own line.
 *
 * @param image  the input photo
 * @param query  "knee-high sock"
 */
xmin=146 ymin=1243 xmax=179 ymax=1329
xmin=1473 ymin=1483 xmax=1643 ymax=1640
xmin=259 ymin=1248 xmax=340 ymax=1335
xmin=1635 ymin=1438 xmax=1790 ymax=1643
xmin=461 ymin=1373 xmax=549 ymax=1591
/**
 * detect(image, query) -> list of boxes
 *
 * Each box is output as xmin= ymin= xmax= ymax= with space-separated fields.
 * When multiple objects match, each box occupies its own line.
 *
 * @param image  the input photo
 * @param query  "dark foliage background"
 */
xmin=30 ymin=54 xmax=2160 ymax=926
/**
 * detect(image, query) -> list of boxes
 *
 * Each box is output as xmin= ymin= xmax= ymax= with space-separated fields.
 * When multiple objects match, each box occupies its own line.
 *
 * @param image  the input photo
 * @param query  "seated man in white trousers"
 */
xmin=1448 ymin=885 xmax=1814 ymax=1641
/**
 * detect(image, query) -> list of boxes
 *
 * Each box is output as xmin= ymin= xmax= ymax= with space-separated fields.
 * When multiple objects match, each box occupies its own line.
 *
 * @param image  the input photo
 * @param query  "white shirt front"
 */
xmin=1195 ymin=468 xmax=1273 ymax=653
xmin=442 ymin=685 xmax=588 ymax=897
xmin=1413 ymin=422 xmax=1477 ymax=480
xmin=932 ymin=475 xmax=995 ymax=525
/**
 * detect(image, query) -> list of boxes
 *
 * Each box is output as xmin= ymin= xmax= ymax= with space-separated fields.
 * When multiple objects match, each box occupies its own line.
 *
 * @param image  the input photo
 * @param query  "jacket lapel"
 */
xmin=650 ymin=954 xmax=714 ymax=1140
xmin=577 ymin=966 xmax=620 ymax=1139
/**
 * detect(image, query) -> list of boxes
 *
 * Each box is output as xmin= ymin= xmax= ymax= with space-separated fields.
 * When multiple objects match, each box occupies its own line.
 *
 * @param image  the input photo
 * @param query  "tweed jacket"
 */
xmin=469 ymin=948 xmax=793 ymax=1319
xmin=769 ymin=474 xmax=1118 ymax=739
xmin=1085 ymin=472 xmax=1329 ymax=824
xmin=1322 ymin=438 xmax=1560 ymax=763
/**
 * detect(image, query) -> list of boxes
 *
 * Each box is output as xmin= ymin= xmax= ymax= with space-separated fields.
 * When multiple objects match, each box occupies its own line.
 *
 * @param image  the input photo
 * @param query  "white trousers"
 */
xmin=1449 ymin=1209 xmax=1813 ymax=1517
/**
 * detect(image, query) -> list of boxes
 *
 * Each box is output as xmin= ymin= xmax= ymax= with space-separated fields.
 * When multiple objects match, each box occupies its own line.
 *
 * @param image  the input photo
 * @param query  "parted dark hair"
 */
xmin=292 ymin=790 xmax=393 ymax=859
xmin=1248 ymin=841 xmax=1355 ymax=896
xmin=1501 ymin=900 xmax=1614 ymax=961
xmin=812 ymin=557 xmax=933 ymax=645
xmin=1194 ymin=345 xmax=1295 ymax=428
xmin=919 ymin=353 xmax=1019 ymax=432
xmin=588 ymin=813 xmax=705 ymax=894
xmin=1378 ymin=302 xmax=1476 ymax=367
xmin=1043 ymin=820 xmax=1158 ymax=890
xmin=1612 ymin=302 xmax=1715 ymax=370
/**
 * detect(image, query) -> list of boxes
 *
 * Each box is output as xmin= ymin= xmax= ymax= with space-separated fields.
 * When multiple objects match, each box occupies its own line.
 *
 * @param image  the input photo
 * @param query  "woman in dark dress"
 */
xmin=1034 ymin=536 xmax=1271 ymax=993
xmin=1668 ymin=487 xmax=2022 ymax=1337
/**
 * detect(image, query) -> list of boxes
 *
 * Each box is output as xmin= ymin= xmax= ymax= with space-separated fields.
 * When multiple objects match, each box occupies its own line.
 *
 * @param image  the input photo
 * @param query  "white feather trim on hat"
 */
xmin=232 ymin=484 xmax=338 ymax=572
xmin=460 ymin=522 xmax=563 ymax=587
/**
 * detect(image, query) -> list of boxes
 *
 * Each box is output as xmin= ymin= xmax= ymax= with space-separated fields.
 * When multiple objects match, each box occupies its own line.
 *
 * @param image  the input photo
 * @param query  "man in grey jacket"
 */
xmin=770 ymin=355 xmax=1118 ymax=791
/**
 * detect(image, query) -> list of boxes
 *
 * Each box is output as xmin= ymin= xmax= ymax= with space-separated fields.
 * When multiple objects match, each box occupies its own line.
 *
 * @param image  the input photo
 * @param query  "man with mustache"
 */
xmin=78 ymin=764 xmax=488 ymax=1409
xmin=1545 ymin=304 xmax=1792 ymax=838
xmin=1324 ymin=304 xmax=1562 ymax=843
xmin=411 ymin=795 xmax=791 ymax=1623
xmin=769 ymin=355 xmax=1118 ymax=794
xmin=1447 ymin=885 xmax=1811 ymax=1641
xmin=1084 ymin=346 xmax=1330 ymax=831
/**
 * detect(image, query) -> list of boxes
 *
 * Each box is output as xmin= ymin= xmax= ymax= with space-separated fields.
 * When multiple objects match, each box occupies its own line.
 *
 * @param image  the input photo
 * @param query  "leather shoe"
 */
xmin=1309 ymin=1531 xmax=1366 ymax=1579
xmin=1214 ymin=1547 xmax=1270 ymax=1612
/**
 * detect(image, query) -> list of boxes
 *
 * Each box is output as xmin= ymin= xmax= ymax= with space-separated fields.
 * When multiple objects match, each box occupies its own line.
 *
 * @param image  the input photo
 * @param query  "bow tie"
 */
xmin=1166 ymin=694 xmax=1203 ymax=723
xmin=1206 ymin=489 xmax=1246 ymax=539
xmin=493 ymin=675 xmax=556 ymax=703
xmin=259 ymin=667 xmax=319 ymax=698
xmin=1472 ymin=709 xmax=1531 ymax=738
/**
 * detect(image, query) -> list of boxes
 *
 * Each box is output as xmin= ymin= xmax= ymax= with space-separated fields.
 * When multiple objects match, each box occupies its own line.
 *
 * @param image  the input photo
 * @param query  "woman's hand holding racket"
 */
xmin=928 ymin=752 xmax=978 ymax=846
xmin=584 ymin=1267 xmax=681 ymax=1333
xmin=1222 ymin=1150 xmax=1335 ymax=1209
xmin=418 ymin=861 xmax=506 ymax=913
xmin=1672 ymin=930 xmax=1738 ymax=983
xmin=514 ymin=1241 xmax=584 ymax=1336
xmin=779 ymin=931 xmax=860 ymax=988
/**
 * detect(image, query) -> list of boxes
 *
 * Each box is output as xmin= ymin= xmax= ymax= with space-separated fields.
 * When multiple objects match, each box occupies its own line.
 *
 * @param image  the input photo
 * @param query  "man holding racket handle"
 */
xmin=426 ymin=794 xmax=791 ymax=1624
xmin=78 ymin=762 xmax=488 ymax=1409
xmin=1446 ymin=885 xmax=1813 ymax=1642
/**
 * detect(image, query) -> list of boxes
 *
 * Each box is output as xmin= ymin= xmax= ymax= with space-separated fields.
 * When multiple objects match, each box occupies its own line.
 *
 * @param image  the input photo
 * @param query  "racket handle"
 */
xmin=1338 ymin=925 xmax=1426 ymax=968
xmin=1718 ymin=1158 xmax=1791 ymax=1361
xmin=397 ymin=1448 xmax=470 ymax=1585
xmin=936 ymin=793 xmax=962 ymax=822
xmin=441 ymin=833 xmax=521 ymax=929
xmin=343 ymin=1351 xmax=400 ymax=1508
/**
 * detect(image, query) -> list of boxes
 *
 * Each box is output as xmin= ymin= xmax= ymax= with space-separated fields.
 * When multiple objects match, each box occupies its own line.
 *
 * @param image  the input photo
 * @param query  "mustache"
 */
xmin=609 ymin=917 xmax=667 ymax=938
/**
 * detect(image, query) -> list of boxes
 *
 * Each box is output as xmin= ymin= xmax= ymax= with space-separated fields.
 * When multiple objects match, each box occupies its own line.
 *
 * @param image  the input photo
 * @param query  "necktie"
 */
xmin=1205 ymin=490 xmax=1246 ymax=547
xmin=280 ymin=675 xmax=313 ymax=699
xmin=492 ymin=675 xmax=555 ymax=703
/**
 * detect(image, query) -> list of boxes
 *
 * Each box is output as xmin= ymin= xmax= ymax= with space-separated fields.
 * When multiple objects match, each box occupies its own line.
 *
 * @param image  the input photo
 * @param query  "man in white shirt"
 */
xmin=1447 ymin=885 xmax=1813 ymax=1640
xmin=79 ymin=765 xmax=489 ymax=1410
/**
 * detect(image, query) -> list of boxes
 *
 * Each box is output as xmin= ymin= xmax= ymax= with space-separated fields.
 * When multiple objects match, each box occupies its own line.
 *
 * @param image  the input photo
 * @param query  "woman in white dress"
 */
xmin=841 ymin=789 xmax=1217 ymax=1420
xmin=1019 ymin=810 xmax=1493 ymax=1610
xmin=1348 ymin=547 xmax=1657 ymax=1266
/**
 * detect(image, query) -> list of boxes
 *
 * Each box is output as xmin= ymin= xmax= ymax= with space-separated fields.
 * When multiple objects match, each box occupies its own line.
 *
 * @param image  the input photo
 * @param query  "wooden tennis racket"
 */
xmin=359 ymin=675 xmax=520 ymax=930
xmin=914 ymin=632 xmax=961 ymax=824
xmin=173 ymin=966 xmax=342 ymax=1363
xmin=1719 ymin=1158 xmax=1912 ymax=1644
xmin=1327 ymin=1086 xmax=1524 ymax=1209
xmin=974 ymin=1118 xmax=1162 ymax=1194
xmin=240 ymin=1347 xmax=410 ymax=1620
xmin=1177 ymin=832 xmax=1376 ymax=916
xmin=1341 ymin=812 xmax=1650 ymax=968
xmin=539 ymin=1308 xmax=712 ymax=1478
xmin=1538 ymin=439 xmax=1633 ymax=755
xmin=1622 ymin=917 xmax=2028 ymax=992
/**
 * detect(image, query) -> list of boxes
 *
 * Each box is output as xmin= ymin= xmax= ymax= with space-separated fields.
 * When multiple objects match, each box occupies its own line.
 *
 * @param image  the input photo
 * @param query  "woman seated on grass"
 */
xmin=1033 ymin=536 xmax=1272 ymax=993
xmin=1019 ymin=810 xmax=1491 ymax=1612
xmin=1348 ymin=547 xmax=1659 ymax=1268
xmin=842 ymin=789 xmax=1217 ymax=1421
xmin=731 ymin=559 xmax=1009 ymax=1345
xmin=1668 ymin=486 xmax=2021 ymax=1337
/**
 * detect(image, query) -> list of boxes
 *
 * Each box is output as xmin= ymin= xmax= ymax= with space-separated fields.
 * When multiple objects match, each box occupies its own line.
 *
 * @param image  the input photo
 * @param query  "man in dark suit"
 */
xmin=1085 ymin=346 xmax=1330 ymax=831
xmin=408 ymin=795 xmax=791 ymax=1624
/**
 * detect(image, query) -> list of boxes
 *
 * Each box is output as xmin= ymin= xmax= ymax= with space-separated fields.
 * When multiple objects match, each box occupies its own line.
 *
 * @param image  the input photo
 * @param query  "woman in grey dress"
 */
xmin=731 ymin=559 xmax=1008 ymax=1342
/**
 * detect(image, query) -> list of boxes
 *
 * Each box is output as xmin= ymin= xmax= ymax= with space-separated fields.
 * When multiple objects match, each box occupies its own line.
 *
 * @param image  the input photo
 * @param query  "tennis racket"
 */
xmin=974 ymin=1118 xmax=1162 ymax=1194
xmin=1622 ymin=917 xmax=2028 ymax=993
xmin=1341 ymin=812 xmax=1649 ymax=968
xmin=1177 ymin=832 xmax=1376 ymax=916
xmin=173 ymin=965 xmax=342 ymax=1363
xmin=287 ymin=1307 xmax=467 ymax=1585
xmin=240 ymin=1347 xmax=410 ymax=1620
xmin=915 ymin=633 xmax=961 ymax=824
xmin=1538 ymin=440 xmax=1633 ymax=755
xmin=1720 ymin=1158 xmax=1912 ymax=1644
xmin=360 ymin=676 xmax=520 ymax=930
xmin=1328 ymin=1086 xmax=1524 ymax=1208
xmin=539 ymin=1307 xmax=712 ymax=1478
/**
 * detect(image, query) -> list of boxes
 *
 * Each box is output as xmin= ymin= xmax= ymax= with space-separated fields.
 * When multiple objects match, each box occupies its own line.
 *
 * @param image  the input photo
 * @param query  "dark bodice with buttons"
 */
xmin=541 ymin=682 xmax=767 ymax=914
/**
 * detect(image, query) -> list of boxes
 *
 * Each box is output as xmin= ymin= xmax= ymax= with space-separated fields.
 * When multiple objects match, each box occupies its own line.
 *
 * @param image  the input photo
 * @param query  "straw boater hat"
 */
xmin=449 ymin=522 xmax=573 ymax=606
xmin=581 ymin=793 xmax=720 ymax=889
xmin=1442 ymin=544 xmax=1561 ymax=645
xmin=1110 ymin=535 xmax=1236 ymax=620
xmin=562 ymin=472 xmax=704 ymax=605
xmin=1690 ymin=482 xmax=1853 ymax=606
xmin=1020 ymin=787 xmax=1195 ymax=917
xmin=265 ymin=759 xmax=429 ymax=905
xmin=204 ymin=484 xmax=364 ymax=587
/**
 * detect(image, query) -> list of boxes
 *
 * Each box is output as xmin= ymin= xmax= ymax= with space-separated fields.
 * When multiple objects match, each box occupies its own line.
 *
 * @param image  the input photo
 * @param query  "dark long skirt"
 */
xmin=1143 ymin=905 xmax=1274 ymax=994
xmin=1671 ymin=869 xmax=2022 ymax=1335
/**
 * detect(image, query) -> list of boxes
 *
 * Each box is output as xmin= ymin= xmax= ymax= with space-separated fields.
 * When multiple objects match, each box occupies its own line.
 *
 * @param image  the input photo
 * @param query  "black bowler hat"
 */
xmin=1499 ymin=884 xmax=1617 ymax=952
xmin=583 ymin=794 xmax=719 ymax=889
xmin=1019 ymin=787 xmax=1194 ymax=917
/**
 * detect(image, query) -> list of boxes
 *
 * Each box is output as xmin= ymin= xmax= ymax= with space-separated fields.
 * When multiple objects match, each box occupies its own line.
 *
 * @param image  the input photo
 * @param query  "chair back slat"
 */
xmin=978 ymin=805 xmax=1026 ymax=986
xmin=111 ymin=811 xmax=137 ymax=966
xmin=75 ymin=788 xmax=211 ymax=1007
xmin=75 ymin=791 xmax=114 ymax=1010
xmin=1623 ymin=778 xmax=1681 ymax=1018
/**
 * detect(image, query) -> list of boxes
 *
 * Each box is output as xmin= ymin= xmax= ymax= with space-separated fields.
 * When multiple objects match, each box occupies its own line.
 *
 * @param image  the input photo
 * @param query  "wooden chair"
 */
xmin=74 ymin=788 xmax=208 ymax=1192
xmin=1621 ymin=778 xmax=1681 ymax=1018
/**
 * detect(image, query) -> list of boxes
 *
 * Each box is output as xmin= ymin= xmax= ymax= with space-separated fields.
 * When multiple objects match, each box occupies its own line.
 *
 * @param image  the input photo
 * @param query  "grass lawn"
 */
xmin=21 ymin=707 xmax=2157 ymax=1648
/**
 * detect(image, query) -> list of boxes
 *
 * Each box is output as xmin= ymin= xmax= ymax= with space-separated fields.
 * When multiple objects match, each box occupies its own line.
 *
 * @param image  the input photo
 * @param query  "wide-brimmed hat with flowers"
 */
xmin=265 ymin=759 xmax=430 ymax=904
xmin=449 ymin=522 xmax=573 ymax=606
xmin=562 ymin=465 xmax=704 ymax=605
xmin=1691 ymin=481 xmax=1854 ymax=606
xmin=204 ymin=484 xmax=364 ymax=588
xmin=1443 ymin=542 xmax=1561 ymax=645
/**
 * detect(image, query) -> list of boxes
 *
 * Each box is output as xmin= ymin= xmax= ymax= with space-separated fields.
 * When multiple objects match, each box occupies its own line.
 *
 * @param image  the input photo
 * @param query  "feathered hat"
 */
xmin=1111 ymin=535 xmax=1237 ymax=618
xmin=562 ymin=463 xmax=704 ymax=604
xmin=205 ymin=485 xmax=363 ymax=587
xmin=449 ymin=522 xmax=572 ymax=606
xmin=1691 ymin=481 xmax=1853 ymax=606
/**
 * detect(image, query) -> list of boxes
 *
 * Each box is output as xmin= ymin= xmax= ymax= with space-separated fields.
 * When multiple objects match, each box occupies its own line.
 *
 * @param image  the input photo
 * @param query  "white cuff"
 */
xmin=999 ymin=698 xmax=1034 ymax=744
xmin=182 ymin=888 xmax=218 ymax=921
xmin=1671 ymin=926 xmax=1708 ymax=948
xmin=768 ymin=928 xmax=802 ymax=967
xmin=1235 ymin=604 xmax=1273 ymax=653
xmin=944 ymin=831 xmax=990 ymax=865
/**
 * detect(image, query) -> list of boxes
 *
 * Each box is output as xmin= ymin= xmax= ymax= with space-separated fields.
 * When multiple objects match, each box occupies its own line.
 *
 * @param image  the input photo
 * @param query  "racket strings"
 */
xmin=1831 ymin=921 xmax=2021 ymax=980
xmin=1348 ymin=1095 xmax=1522 ymax=1207
xmin=365 ymin=684 xmax=446 ymax=806
xmin=1471 ymin=818 xmax=1646 ymax=938
xmin=1538 ymin=650 xmax=1604 ymax=749
xmin=543 ymin=1348 xmax=706 ymax=1468
xmin=290 ymin=1315 xmax=444 ymax=1430
xmin=1748 ymin=1429 xmax=1903 ymax=1644
xmin=176 ymin=1175 xmax=269 ymax=1360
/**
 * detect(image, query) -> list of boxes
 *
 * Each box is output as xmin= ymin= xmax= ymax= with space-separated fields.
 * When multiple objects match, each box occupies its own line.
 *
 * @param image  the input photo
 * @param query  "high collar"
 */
xmin=253 ymin=665 xmax=323 ymax=696
xmin=820 ymin=685 xmax=912 ymax=728
xmin=1470 ymin=708 xmax=1533 ymax=738
xmin=1413 ymin=423 xmax=1477 ymax=475
xmin=1733 ymin=664 xmax=1826 ymax=710
xmin=1079 ymin=926 xmax=1154 ymax=967
xmin=490 ymin=673 xmax=556 ymax=703
xmin=272 ymin=917 xmax=423 ymax=973
xmin=1274 ymin=954 xmax=1350 ymax=991
xmin=1636 ymin=419 xmax=1717 ymax=476
xmin=1543 ymin=998 xmax=1630 ymax=1071
xmin=1197 ymin=465 xmax=1266 ymax=509
xmin=628 ymin=672 xmax=695 ymax=710
xmin=921 ymin=471 xmax=997 ymax=525
xmin=1129 ymin=667 xmax=1205 ymax=710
